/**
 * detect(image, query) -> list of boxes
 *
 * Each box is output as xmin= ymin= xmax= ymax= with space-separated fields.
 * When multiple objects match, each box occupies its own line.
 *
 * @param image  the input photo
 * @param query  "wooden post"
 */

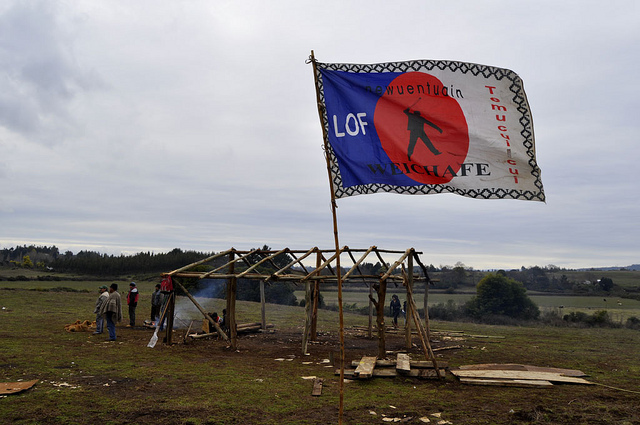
xmin=260 ymin=280 xmax=266 ymax=330
xmin=404 ymin=253 xmax=413 ymax=350
xmin=310 ymin=49 xmax=345 ymax=424
xmin=302 ymin=280 xmax=312 ymax=354
xmin=227 ymin=251 xmax=238 ymax=350
xmin=375 ymin=279 xmax=387 ymax=359
xmin=424 ymin=271 xmax=430 ymax=337
xmin=311 ymin=250 xmax=322 ymax=340
xmin=166 ymin=289 xmax=175 ymax=344
xmin=311 ymin=280 xmax=320 ymax=340
xmin=368 ymin=281 xmax=373 ymax=338
xmin=406 ymin=281 xmax=441 ymax=378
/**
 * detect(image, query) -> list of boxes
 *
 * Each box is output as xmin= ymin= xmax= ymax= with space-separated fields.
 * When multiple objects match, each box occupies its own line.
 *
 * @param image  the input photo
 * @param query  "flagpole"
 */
xmin=309 ymin=50 xmax=346 ymax=424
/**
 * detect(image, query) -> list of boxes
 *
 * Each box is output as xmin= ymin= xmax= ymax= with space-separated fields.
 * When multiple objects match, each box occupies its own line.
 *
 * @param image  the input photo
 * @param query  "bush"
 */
xmin=563 ymin=310 xmax=621 ymax=328
xmin=465 ymin=273 xmax=540 ymax=321
xmin=429 ymin=300 xmax=465 ymax=322
xmin=626 ymin=316 xmax=640 ymax=330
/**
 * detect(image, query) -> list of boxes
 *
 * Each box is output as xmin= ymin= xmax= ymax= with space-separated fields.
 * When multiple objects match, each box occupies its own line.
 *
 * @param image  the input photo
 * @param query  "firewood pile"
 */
xmin=187 ymin=321 xmax=275 ymax=340
xmin=64 ymin=320 xmax=96 ymax=332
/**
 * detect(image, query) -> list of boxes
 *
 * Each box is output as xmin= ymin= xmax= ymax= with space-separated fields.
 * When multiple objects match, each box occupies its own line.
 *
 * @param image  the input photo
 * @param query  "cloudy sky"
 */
xmin=1 ymin=1 xmax=639 ymax=270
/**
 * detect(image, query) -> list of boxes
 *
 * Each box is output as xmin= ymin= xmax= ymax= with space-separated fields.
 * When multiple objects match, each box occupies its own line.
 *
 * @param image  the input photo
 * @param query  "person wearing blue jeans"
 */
xmin=100 ymin=283 xmax=123 ymax=341
xmin=93 ymin=285 xmax=109 ymax=335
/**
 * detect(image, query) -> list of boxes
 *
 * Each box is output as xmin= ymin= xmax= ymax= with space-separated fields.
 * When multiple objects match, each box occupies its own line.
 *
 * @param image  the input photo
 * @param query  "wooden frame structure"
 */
xmin=161 ymin=246 xmax=438 ymax=369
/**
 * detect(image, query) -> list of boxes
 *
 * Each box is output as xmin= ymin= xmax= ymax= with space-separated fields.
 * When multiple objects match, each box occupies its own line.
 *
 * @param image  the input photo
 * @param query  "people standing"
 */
xmin=100 ymin=283 xmax=123 ymax=341
xmin=93 ymin=285 xmax=109 ymax=335
xmin=390 ymin=294 xmax=401 ymax=327
xmin=127 ymin=282 xmax=139 ymax=327
xmin=151 ymin=283 xmax=162 ymax=324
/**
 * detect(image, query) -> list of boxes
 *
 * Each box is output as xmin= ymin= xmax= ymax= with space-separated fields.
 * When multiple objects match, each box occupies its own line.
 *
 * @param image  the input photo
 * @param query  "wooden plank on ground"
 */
xmin=433 ymin=345 xmax=462 ymax=352
xmin=349 ymin=359 xmax=448 ymax=369
xmin=351 ymin=359 xmax=395 ymax=368
xmin=407 ymin=369 xmax=447 ymax=379
xmin=354 ymin=356 xmax=377 ymax=379
xmin=457 ymin=363 xmax=586 ymax=377
xmin=396 ymin=353 xmax=411 ymax=374
xmin=311 ymin=378 xmax=323 ymax=396
xmin=459 ymin=378 xmax=554 ymax=388
xmin=339 ymin=368 xmax=398 ymax=378
xmin=450 ymin=369 xmax=592 ymax=384
xmin=411 ymin=360 xmax=448 ymax=369
xmin=0 ymin=380 xmax=38 ymax=395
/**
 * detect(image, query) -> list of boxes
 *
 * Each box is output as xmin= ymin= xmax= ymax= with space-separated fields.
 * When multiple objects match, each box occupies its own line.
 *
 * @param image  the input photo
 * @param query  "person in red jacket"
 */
xmin=127 ymin=282 xmax=139 ymax=327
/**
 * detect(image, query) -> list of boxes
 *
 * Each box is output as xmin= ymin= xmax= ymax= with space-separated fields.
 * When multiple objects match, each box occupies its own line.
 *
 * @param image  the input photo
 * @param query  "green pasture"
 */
xmin=1 ymin=286 xmax=640 ymax=424
xmin=298 ymin=289 xmax=640 ymax=322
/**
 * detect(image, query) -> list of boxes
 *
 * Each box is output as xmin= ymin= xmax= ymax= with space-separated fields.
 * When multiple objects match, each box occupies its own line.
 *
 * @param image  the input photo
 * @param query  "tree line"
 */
xmin=0 ymin=245 xmax=624 ymax=297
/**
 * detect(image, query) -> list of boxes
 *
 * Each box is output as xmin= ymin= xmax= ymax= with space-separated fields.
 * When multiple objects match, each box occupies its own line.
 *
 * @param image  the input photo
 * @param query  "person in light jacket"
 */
xmin=100 ymin=283 xmax=123 ymax=341
xmin=93 ymin=285 xmax=109 ymax=335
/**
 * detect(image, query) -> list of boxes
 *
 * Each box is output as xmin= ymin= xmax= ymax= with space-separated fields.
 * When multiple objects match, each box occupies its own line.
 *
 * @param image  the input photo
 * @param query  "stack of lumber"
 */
xmin=336 ymin=354 xmax=447 ymax=379
xmin=189 ymin=322 xmax=274 ymax=339
xmin=450 ymin=363 xmax=592 ymax=387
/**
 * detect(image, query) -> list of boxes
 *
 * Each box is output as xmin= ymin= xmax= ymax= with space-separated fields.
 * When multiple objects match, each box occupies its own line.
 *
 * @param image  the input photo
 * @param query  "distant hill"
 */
xmin=578 ymin=264 xmax=640 ymax=271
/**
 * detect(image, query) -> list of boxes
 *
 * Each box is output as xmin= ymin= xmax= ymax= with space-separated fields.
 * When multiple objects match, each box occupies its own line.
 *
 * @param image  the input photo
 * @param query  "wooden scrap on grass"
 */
xmin=396 ymin=353 xmax=411 ymax=374
xmin=450 ymin=364 xmax=592 ymax=387
xmin=432 ymin=345 xmax=462 ymax=352
xmin=457 ymin=363 xmax=587 ymax=377
xmin=458 ymin=378 xmax=554 ymax=388
xmin=0 ymin=380 xmax=38 ymax=395
xmin=311 ymin=378 xmax=323 ymax=396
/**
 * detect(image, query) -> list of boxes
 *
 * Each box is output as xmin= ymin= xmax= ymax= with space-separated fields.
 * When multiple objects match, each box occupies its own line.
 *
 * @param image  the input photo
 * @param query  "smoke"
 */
xmin=171 ymin=279 xmax=226 ymax=329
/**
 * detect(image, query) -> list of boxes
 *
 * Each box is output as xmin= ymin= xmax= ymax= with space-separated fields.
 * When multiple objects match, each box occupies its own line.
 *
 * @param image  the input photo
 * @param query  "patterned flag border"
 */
xmin=314 ymin=59 xmax=545 ymax=202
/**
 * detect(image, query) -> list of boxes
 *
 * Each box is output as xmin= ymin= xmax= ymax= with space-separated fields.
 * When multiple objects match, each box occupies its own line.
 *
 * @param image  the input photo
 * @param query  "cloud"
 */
xmin=1 ymin=1 xmax=639 ymax=270
xmin=0 ymin=1 xmax=105 ymax=144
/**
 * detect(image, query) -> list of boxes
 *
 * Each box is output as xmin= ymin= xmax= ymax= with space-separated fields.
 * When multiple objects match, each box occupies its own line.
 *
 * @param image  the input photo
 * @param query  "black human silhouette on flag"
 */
xmin=403 ymin=106 xmax=443 ymax=161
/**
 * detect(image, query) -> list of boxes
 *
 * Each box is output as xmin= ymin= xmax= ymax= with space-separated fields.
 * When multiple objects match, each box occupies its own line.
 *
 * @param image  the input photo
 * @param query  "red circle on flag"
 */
xmin=374 ymin=72 xmax=469 ymax=184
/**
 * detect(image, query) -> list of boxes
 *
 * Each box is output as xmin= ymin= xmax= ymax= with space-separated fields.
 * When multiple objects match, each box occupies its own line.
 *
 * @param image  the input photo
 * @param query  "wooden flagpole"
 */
xmin=309 ymin=50 xmax=346 ymax=424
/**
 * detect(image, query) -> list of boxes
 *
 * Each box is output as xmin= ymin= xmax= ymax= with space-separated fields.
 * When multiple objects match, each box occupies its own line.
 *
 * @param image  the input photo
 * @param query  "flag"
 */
xmin=313 ymin=59 xmax=545 ymax=202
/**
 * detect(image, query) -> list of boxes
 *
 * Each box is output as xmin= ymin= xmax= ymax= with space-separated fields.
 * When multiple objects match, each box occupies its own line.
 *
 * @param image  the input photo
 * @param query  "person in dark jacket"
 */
xmin=390 ymin=295 xmax=401 ymax=327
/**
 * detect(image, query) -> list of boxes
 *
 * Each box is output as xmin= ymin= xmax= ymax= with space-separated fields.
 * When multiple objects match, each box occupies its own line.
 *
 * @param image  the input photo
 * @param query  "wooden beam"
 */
xmin=354 ymin=356 xmax=377 ymax=379
xmin=201 ymin=249 xmax=257 ymax=279
xmin=342 ymin=246 xmax=376 ymax=280
xmin=300 ymin=246 xmax=346 ymax=282
xmin=166 ymin=249 xmax=232 ymax=276
xmin=268 ymin=247 xmax=316 ymax=281
xmin=236 ymin=248 xmax=289 ymax=278
xmin=379 ymin=248 xmax=412 ymax=283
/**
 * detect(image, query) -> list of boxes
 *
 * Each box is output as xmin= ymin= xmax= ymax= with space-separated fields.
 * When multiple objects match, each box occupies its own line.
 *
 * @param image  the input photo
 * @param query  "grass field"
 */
xmin=1 ymin=279 xmax=640 ymax=424
xmin=297 ymin=289 xmax=640 ymax=323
